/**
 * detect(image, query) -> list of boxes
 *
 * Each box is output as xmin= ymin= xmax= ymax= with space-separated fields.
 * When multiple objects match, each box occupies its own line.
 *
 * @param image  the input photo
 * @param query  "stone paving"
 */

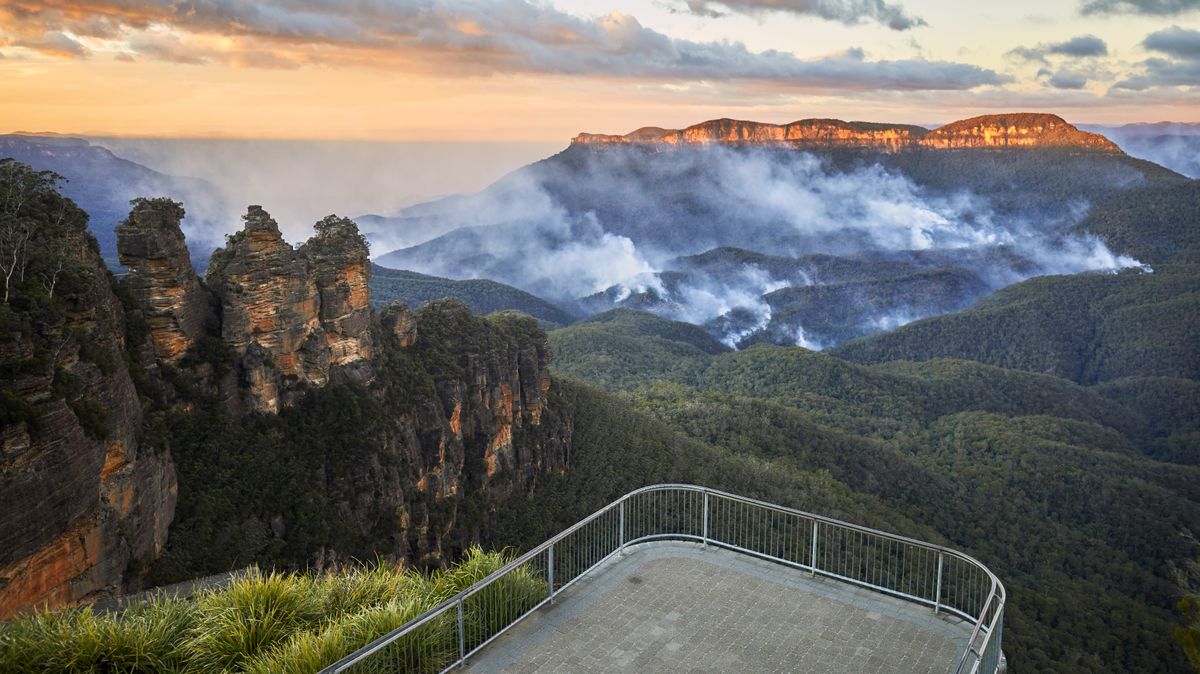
xmin=462 ymin=542 xmax=969 ymax=674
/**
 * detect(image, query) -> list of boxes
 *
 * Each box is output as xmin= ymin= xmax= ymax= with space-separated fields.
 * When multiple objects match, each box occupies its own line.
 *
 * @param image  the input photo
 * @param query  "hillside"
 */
xmin=0 ymin=135 xmax=227 ymax=265
xmin=369 ymin=264 xmax=577 ymax=327
xmin=548 ymin=308 xmax=1200 ymax=673
xmin=0 ymin=163 xmax=570 ymax=618
xmin=376 ymin=113 xmax=1192 ymax=350
xmin=833 ymin=266 xmax=1200 ymax=385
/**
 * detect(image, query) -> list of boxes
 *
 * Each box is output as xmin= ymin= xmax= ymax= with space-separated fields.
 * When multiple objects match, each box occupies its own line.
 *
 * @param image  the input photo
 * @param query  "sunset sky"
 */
xmin=1 ymin=0 xmax=1198 ymax=140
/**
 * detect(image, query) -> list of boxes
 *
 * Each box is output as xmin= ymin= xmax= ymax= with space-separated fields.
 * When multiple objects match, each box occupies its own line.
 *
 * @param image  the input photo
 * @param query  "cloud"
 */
xmin=1142 ymin=25 xmax=1200 ymax=59
xmin=1114 ymin=57 xmax=1200 ymax=89
xmin=1008 ymin=34 xmax=1108 ymax=64
xmin=379 ymin=146 xmax=1142 ymax=347
xmin=1080 ymin=0 xmax=1200 ymax=16
xmin=677 ymin=0 xmax=925 ymax=30
xmin=0 ymin=30 xmax=89 ymax=58
xmin=0 ymin=0 xmax=1005 ymax=90
xmin=1114 ymin=26 xmax=1200 ymax=89
xmin=1048 ymin=70 xmax=1089 ymax=89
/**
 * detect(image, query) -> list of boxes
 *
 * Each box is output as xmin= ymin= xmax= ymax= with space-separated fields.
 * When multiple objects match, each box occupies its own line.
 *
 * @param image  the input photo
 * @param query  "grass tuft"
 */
xmin=0 ymin=550 xmax=525 ymax=673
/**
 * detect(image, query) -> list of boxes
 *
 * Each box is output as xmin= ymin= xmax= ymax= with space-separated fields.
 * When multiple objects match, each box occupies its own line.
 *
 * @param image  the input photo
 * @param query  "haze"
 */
xmin=1 ymin=0 xmax=1198 ymax=142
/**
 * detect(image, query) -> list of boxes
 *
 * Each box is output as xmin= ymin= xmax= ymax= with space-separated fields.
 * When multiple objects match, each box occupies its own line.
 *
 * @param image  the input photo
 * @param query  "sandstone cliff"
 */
xmin=0 ymin=170 xmax=175 ymax=618
xmin=2 ymin=170 xmax=571 ymax=616
xmin=205 ymin=206 xmax=374 ymax=413
xmin=115 ymin=198 xmax=211 ymax=362
xmin=917 ymin=113 xmax=1120 ymax=151
xmin=368 ymin=301 xmax=567 ymax=565
xmin=573 ymin=113 xmax=1120 ymax=153
xmin=118 ymin=204 xmax=568 ymax=575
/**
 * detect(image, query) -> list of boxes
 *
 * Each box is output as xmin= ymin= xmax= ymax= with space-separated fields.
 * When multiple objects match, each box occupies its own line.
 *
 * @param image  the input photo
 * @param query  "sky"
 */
xmin=0 ymin=0 xmax=1198 ymax=141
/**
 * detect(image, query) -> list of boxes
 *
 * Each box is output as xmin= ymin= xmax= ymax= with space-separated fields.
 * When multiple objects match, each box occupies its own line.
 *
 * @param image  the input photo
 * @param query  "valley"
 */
xmin=1 ymin=112 xmax=1198 ymax=672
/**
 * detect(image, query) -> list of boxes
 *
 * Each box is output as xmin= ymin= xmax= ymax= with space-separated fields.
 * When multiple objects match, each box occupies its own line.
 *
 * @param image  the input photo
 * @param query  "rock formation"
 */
xmin=376 ymin=301 xmax=567 ymax=564
xmin=116 ymin=198 xmax=211 ymax=362
xmin=573 ymin=113 xmax=1121 ymax=153
xmin=300 ymin=215 xmax=375 ymax=378
xmin=0 ymin=184 xmax=176 ymax=618
xmin=918 ymin=113 xmax=1120 ymax=151
xmin=205 ymin=206 xmax=374 ymax=412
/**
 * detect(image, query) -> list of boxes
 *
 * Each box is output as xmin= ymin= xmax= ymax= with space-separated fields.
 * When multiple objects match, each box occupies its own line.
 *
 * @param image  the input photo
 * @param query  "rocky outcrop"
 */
xmin=373 ymin=301 xmax=567 ymax=564
xmin=116 ymin=198 xmax=211 ymax=362
xmin=204 ymin=207 xmax=374 ymax=412
xmin=0 ymin=182 xmax=176 ymax=618
xmin=575 ymin=118 xmax=928 ymax=150
xmin=300 ymin=216 xmax=375 ymax=378
xmin=3 ymin=180 xmax=569 ymax=616
xmin=918 ymin=113 xmax=1120 ymax=151
xmin=573 ymin=113 xmax=1121 ymax=153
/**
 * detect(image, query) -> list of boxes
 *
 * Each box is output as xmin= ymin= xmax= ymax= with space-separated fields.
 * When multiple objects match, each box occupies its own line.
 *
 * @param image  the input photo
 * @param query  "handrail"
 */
xmin=323 ymin=484 xmax=1005 ymax=674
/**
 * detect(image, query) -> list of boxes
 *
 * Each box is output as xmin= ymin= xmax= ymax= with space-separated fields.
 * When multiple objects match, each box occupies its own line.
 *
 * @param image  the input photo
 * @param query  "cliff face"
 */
xmin=370 ymin=302 xmax=567 ymax=565
xmin=115 ymin=198 xmax=211 ymax=362
xmin=919 ymin=113 xmax=1120 ymax=151
xmin=0 ymin=178 xmax=175 ymax=618
xmin=573 ymin=113 xmax=1121 ymax=153
xmin=117 ymin=204 xmax=567 ymax=575
xmin=300 ymin=216 xmax=375 ymax=376
xmin=205 ymin=207 xmax=374 ymax=413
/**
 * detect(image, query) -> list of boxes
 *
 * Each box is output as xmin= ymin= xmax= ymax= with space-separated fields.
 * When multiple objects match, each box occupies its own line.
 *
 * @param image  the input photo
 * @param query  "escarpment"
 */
xmin=119 ymin=203 xmax=568 ymax=576
xmin=116 ymin=198 xmax=211 ymax=362
xmin=919 ymin=113 xmax=1120 ymax=151
xmin=0 ymin=176 xmax=175 ymax=619
xmin=1 ymin=174 xmax=570 ymax=616
xmin=573 ymin=113 xmax=1121 ymax=153
xmin=203 ymin=206 xmax=375 ymax=412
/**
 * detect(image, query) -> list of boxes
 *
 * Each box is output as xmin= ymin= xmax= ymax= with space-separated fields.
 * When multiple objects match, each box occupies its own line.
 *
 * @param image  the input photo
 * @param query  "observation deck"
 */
xmin=326 ymin=485 xmax=1005 ymax=674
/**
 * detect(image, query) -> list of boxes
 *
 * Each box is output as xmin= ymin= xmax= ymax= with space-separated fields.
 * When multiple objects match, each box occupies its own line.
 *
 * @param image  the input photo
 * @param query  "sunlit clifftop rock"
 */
xmin=573 ymin=113 xmax=1121 ymax=152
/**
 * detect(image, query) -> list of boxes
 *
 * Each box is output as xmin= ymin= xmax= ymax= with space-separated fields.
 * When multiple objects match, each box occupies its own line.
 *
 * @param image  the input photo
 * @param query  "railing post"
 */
xmin=702 ymin=491 xmax=710 ymax=547
xmin=934 ymin=551 xmax=944 ymax=614
xmin=456 ymin=597 xmax=465 ymax=664
xmin=548 ymin=543 xmax=555 ymax=602
xmin=619 ymin=500 xmax=626 ymax=553
xmin=810 ymin=520 xmax=819 ymax=576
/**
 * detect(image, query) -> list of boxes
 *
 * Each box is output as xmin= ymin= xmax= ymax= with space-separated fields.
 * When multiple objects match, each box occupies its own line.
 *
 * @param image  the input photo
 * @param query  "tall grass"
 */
xmin=0 ymin=547 xmax=539 ymax=674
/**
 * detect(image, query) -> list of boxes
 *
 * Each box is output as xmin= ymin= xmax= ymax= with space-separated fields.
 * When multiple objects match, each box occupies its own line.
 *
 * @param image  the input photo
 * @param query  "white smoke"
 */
xmin=88 ymin=137 xmax=562 ymax=252
xmin=377 ymin=145 xmax=1146 ymax=348
xmin=790 ymin=323 xmax=825 ymax=351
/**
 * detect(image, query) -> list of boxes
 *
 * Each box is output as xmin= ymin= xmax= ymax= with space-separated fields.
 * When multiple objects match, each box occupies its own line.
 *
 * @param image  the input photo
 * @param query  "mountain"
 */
xmin=1082 ymin=122 xmax=1200 ymax=179
xmin=0 ymin=163 xmax=569 ymax=616
xmin=0 ymin=135 xmax=228 ymax=265
xmin=376 ymin=112 xmax=1189 ymax=349
xmin=0 ymin=164 xmax=175 ymax=618
xmin=833 ymin=265 xmax=1200 ymax=386
xmin=369 ymin=265 xmax=577 ymax=328
xmin=575 ymin=113 xmax=1120 ymax=151
xmin=546 ymin=307 xmax=1200 ymax=673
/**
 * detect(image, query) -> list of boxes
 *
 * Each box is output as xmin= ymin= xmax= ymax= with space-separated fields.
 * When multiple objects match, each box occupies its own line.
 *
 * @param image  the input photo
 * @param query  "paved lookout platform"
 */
xmin=462 ymin=542 xmax=972 ymax=674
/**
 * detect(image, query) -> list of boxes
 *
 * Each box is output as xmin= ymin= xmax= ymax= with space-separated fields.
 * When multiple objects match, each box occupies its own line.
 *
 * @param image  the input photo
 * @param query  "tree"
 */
xmin=1176 ymin=539 xmax=1200 ymax=672
xmin=0 ymin=159 xmax=82 ymax=303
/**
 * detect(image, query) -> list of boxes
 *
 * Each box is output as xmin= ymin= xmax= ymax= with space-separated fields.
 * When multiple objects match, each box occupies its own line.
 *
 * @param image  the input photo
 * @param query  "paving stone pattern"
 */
xmin=463 ymin=542 xmax=969 ymax=674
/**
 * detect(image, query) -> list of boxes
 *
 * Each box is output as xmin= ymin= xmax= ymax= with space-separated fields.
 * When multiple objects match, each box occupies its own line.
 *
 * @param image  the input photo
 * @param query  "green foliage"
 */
xmin=77 ymin=334 xmax=118 ymax=375
xmin=549 ymin=310 xmax=1200 ymax=673
xmin=834 ymin=265 xmax=1200 ymax=385
xmin=0 ymin=387 xmax=35 ymax=430
xmin=1075 ymin=181 xmax=1200 ymax=264
xmin=67 ymin=398 xmax=109 ymax=441
xmin=0 ymin=549 xmax=517 ymax=674
xmin=370 ymin=265 xmax=576 ymax=328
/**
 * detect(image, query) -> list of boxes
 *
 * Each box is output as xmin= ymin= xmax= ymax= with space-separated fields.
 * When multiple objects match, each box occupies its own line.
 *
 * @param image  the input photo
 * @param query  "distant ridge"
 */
xmin=573 ymin=112 xmax=1121 ymax=152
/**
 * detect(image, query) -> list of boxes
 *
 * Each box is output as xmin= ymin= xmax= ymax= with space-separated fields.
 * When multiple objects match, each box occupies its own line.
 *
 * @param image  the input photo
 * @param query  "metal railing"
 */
xmin=323 ymin=484 xmax=1005 ymax=674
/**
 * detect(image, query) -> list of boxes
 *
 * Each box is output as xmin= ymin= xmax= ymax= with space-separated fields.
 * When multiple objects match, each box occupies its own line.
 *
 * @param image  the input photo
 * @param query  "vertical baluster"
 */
xmin=810 ymin=519 xmax=819 ymax=575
